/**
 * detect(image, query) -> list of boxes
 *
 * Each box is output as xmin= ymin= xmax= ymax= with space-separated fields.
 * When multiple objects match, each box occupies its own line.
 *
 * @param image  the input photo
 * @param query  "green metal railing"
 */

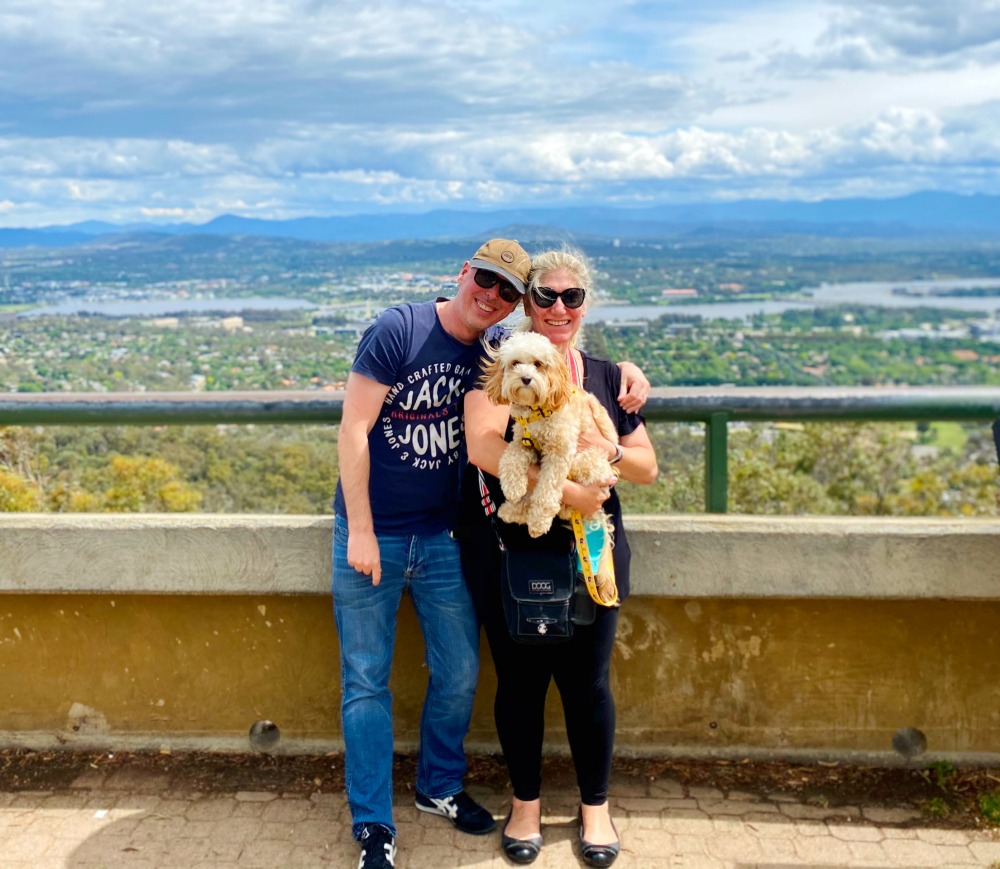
xmin=641 ymin=385 xmax=1000 ymax=511
xmin=3 ymin=386 xmax=1000 ymax=513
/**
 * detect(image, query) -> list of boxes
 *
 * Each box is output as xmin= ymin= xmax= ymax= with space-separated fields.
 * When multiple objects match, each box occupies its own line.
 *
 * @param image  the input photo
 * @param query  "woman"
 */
xmin=460 ymin=247 xmax=658 ymax=866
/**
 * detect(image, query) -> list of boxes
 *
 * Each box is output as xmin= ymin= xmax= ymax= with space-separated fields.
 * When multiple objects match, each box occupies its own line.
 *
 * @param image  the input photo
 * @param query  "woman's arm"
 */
xmin=464 ymin=388 xmax=512 ymax=477
xmin=577 ymin=420 xmax=658 ymax=485
xmin=615 ymin=424 xmax=659 ymax=485
xmin=578 ymin=358 xmax=659 ymax=486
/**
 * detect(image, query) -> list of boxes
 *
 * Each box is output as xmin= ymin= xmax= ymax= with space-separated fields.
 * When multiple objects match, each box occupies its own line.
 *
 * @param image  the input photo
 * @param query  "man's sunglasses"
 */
xmin=531 ymin=285 xmax=587 ymax=309
xmin=473 ymin=269 xmax=522 ymax=303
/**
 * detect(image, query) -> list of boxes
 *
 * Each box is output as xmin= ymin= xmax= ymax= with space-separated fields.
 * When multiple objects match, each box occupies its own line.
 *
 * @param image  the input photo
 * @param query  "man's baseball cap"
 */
xmin=469 ymin=238 xmax=531 ymax=294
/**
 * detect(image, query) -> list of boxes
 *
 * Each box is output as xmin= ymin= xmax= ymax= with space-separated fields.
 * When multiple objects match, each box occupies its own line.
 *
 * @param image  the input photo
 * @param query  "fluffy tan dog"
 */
xmin=480 ymin=331 xmax=618 ymax=596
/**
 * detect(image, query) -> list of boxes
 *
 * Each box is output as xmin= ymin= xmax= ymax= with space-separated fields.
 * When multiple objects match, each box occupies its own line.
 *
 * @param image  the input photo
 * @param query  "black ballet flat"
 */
xmin=578 ymin=807 xmax=621 ymax=868
xmin=501 ymin=810 xmax=542 ymax=865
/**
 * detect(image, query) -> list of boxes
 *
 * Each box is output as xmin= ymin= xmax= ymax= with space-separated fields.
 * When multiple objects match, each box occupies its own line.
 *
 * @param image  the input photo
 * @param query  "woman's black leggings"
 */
xmin=461 ymin=520 xmax=618 ymax=805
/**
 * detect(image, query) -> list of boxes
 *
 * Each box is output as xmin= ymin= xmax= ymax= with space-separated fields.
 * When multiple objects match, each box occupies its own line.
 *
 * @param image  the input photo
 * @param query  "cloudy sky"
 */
xmin=1 ymin=0 xmax=999 ymax=227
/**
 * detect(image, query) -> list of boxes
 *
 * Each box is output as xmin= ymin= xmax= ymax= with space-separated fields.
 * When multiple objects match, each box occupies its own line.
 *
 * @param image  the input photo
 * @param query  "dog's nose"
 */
xmin=521 ymin=376 xmax=532 ymax=386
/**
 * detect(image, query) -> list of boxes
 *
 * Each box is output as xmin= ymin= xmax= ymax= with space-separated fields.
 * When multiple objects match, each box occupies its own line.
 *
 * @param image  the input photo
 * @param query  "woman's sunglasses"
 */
xmin=473 ymin=269 xmax=522 ymax=303
xmin=531 ymin=285 xmax=587 ymax=309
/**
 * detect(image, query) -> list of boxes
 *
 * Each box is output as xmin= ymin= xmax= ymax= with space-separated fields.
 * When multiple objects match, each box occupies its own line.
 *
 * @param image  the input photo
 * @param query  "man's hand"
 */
xmin=347 ymin=528 xmax=382 ymax=586
xmin=617 ymin=361 xmax=650 ymax=414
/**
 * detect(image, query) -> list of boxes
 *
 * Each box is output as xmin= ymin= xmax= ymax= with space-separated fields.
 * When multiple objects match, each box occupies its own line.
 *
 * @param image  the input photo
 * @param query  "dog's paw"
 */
xmin=500 ymin=474 xmax=528 ymax=502
xmin=527 ymin=516 xmax=555 ymax=538
xmin=498 ymin=500 xmax=528 ymax=525
xmin=526 ymin=504 xmax=556 ymax=537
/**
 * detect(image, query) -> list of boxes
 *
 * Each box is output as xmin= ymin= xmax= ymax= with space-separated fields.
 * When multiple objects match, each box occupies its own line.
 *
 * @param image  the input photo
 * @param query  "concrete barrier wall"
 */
xmin=2 ymin=514 xmax=999 ymax=763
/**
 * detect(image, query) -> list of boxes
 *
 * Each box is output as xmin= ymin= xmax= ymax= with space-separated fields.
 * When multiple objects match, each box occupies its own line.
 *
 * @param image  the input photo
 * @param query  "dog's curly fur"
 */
xmin=480 ymin=331 xmax=619 ymax=598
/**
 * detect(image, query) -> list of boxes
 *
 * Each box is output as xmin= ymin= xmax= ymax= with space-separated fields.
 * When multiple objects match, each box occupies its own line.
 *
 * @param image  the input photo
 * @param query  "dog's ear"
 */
xmin=548 ymin=351 xmax=573 ymax=409
xmin=479 ymin=354 xmax=508 ymax=405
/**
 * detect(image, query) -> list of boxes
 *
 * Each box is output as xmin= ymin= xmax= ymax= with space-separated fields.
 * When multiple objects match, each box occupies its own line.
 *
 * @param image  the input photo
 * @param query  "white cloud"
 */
xmin=139 ymin=206 xmax=191 ymax=218
xmin=854 ymin=108 xmax=949 ymax=162
xmin=0 ymin=138 xmax=243 ymax=178
xmin=1 ymin=0 xmax=1000 ymax=225
xmin=828 ymin=0 xmax=1000 ymax=60
xmin=754 ymin=0 xmax=1000 ymax=76
xmin=1 ymin=97 xmax=999 ymax=226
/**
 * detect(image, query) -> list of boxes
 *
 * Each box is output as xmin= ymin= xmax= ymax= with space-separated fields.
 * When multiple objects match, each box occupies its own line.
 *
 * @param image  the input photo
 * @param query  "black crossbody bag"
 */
xmin=491 ymin=516 xmax=596 ymax=644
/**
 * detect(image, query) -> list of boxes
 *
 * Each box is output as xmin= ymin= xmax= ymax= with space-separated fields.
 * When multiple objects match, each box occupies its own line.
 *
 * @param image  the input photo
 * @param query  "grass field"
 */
xmin=928 ymin=421 xmax=969 ymax=452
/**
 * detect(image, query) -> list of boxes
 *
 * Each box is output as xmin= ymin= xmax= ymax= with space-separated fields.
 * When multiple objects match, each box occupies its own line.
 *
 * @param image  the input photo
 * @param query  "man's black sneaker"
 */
xmin=414 ymin=789 xmax=497 ymax=835
xmin=358 ymin=824 xmax=396 ymax=869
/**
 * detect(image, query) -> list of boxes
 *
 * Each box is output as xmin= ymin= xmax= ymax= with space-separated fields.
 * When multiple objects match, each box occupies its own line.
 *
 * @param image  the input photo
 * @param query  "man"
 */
xmin=333 ymin=238 xmax=649 ymax=868
xmin=333 ymin=238 xmax=531 ymax=868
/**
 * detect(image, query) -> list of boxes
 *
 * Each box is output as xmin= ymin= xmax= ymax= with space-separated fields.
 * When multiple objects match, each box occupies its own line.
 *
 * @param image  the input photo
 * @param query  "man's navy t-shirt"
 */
xmin=334 ymin=301 xmax=496 ymax=535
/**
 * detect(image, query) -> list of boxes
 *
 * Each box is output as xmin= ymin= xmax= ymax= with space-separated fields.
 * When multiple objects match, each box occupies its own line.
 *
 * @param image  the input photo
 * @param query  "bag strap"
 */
xmin=567 ymin=346 xmax=582 ymax=387
xmin=477 ymin=467 xmax=498 ymax=519
xmin=478 ymin=472 xmax=509 ymax=555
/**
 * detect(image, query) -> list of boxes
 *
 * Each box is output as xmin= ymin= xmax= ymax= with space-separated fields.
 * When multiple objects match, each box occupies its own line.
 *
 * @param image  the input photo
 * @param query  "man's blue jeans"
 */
xmin=332 ymin=514 xmax=479 ymax=839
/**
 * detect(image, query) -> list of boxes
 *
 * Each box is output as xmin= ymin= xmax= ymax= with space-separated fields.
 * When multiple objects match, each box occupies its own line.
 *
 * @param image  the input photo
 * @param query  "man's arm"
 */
xmin=616 ymin=361 xmax=650 ymax=414
xmin=338 ymin=371 xmax=392 ymax=586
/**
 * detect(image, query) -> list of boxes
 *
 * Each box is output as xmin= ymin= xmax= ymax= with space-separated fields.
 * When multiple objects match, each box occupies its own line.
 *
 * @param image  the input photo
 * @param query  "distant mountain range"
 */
xmin=2 ymin=192 xmax=999 ymax=249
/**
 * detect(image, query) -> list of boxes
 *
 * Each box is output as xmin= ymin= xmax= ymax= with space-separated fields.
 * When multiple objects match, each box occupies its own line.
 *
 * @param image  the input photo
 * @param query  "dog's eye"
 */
xmin=533 ymin=361 xmax=544 ymax=369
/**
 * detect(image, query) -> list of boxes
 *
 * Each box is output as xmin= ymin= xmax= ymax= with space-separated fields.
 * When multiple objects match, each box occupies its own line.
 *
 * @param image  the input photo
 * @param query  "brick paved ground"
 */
xmin=2 ymin=765 xmax=1000 ymax=868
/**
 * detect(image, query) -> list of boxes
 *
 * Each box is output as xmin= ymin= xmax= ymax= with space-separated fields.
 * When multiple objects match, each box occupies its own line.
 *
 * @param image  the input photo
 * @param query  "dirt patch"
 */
xmin=2 ymin=749 xmax=999 ymax=830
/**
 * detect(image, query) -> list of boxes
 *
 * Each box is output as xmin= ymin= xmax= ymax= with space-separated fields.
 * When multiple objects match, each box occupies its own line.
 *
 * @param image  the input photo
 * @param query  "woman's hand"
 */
xmin=561 ymin=480 xmax=612 ymax=516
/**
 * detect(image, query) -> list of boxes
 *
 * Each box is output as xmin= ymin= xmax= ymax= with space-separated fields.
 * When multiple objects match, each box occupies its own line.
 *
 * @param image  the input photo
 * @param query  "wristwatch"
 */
xmin=610 ymin=444 xmax=624 ymax=465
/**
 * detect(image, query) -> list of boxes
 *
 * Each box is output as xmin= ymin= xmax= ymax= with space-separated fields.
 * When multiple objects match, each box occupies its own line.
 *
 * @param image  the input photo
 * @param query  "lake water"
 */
xmin=589 ymin=278 xmax=1000 ymax=322
xmin=23 ymin=297 xmax=315 ymax=318
xmin=807 ymin=278 xmax=1000 ymax=312
xmin=21 ymin=277 xmax=1000 ymax=322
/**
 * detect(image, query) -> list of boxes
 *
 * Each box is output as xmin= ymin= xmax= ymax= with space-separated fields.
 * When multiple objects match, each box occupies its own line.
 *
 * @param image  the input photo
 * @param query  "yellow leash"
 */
xmin=571 ymin=511 xmax=619 ymax=607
